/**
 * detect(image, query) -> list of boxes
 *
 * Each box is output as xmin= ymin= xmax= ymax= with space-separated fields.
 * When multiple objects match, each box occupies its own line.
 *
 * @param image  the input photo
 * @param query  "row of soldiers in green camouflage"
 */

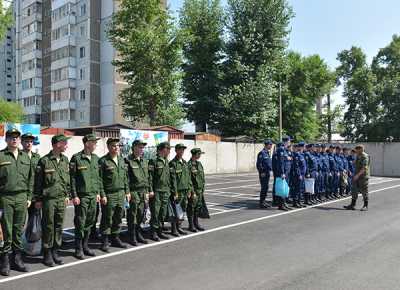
xmin=0 ymin=128 xmax=206 ymax=276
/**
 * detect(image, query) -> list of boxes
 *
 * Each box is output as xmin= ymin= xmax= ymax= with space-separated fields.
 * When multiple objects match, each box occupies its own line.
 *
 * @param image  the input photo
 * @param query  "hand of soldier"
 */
xmin=72 ymin=197 xmax=80 ymax=206
xmin=282 ymin=174 xmax=286 ymax=179
xmin=126 ymin=193 xmax=132 ymax=203
xmin=96 ymin=195 xmax=101 ymax=203
xmin=35 ymin=201 xmax=42 ymax=209
xmin=65 ymin=198 xmax=70 ymax=206
xmin=27 ymin=200 xmax=31 ymax=208
xmin=101 ymin=197 xmax=107 ymax=205
xmin=337 ymin=173 xmax=340 ymax=177
xmin=149 ymin=191 xmax=155 ymax=198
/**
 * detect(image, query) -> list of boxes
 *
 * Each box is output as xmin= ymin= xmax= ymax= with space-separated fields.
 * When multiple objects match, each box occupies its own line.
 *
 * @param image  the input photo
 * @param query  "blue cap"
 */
xmin=298 ymin=141 xmax=305 ymax=147
xmin=306 ymin=144 xmax=313 ymax=149
xmin=264 ymin=139 xmax=273 ymax=145
xmin=282 ymin=136 xmax=291 ymax=142
xmin=277 ymin=142 xmax=284 ymax=147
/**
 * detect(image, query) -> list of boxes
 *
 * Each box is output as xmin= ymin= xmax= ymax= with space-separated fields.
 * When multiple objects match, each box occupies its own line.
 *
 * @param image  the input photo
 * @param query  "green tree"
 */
xmin=371 ymin=35 xmax=400 ymax=141
xmin=337 ymin=47 xmax=380 ymax=141
xmin=0 ymin=99 xmax=24 ymax=123
xmin=215 ymin=0 xmax=293 ymax=138
xmin=108 ymin=0 xmax=184 ymax=127
xmin=179 ymin=0 xmax=225 ymax=132
xmin=280 ymin=52 xmax=335 ymax=141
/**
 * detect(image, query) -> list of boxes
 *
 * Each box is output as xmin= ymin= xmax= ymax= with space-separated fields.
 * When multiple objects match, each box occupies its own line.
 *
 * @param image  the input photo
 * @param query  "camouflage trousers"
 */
xmin=351 ymin=178 xmax=368 ymax=201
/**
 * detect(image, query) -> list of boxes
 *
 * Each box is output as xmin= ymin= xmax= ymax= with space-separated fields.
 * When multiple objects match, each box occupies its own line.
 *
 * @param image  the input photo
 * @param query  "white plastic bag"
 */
xmin=305 ymin=178 xmax=315 ymax=194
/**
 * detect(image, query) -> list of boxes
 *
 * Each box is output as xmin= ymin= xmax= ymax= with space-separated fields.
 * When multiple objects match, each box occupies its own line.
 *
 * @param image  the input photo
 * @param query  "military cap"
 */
xmin=315 ymin=144 xmax=321 ymax=148
xmin=83 ymin=133 xmax=100 ymax=143
xmin=5 ymin=128 xmax=21 ymax=138
xmin=191 ymin=148 xmax=205 ymax=155
xmin=52 ymin=134 xmax=70 ymax=144
xmin=132 ymin=139 xmax=147 ymax=147
xmin=282 ymin=136 xmax=291 ymax=142
xmin=106 ymin=137 xmax=120 ymax=145
xmin=175 ymin=143 xmax=187 ymax=150
xmin=157 ymin=141 xmax=171 ymax=150
xmin=306 ymin=144 xmax=313 ymax=149
xmin=335 ymin=145 xmax=342 ymax=150
xmin=21 ymin=132 xmax=35 ymax=140
xmin=264 ymin=139 xmax=273 ymax=145
xmin=298 ymin=141 xmax=305 ymax=147
xmin=321 ymin=144 xmax=327 ymax=148
xmin=329 ymin=145 xmax=336 ymax=149
xmin=343 ymin=147 xmax=349 ymax=151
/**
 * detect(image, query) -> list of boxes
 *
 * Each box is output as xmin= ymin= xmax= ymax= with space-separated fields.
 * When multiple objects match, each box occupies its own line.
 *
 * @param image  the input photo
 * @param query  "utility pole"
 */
xmin=327 ymin=94 xmax=332 ymax=143
xmin=279 ymin=82 xmax=282 ymax=142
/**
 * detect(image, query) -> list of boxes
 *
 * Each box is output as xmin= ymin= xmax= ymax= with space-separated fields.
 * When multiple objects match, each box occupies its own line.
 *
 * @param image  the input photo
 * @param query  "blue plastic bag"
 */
xmin=275 ymin=177 xmax=290 ymax=198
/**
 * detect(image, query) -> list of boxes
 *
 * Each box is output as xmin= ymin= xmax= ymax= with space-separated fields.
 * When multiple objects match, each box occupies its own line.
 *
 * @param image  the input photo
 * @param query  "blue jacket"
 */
xmin=292 ymin=151 xmax=307 ymax=177
xmin=304 ymin=151 xmax=318 ymax=176
xmin=335 ymin=154 xmax=344 ymax=171
xmin=272 ymin=146 xmax=286 ymax=177
xmin=256 ymin=149 xmax=272 ymax=174
xmin=328 ymin=152 xmax=337 ymax=172
xmin=341 ymin=154 xmax=349 ymax=171
xmin=320 ymin=152 xmax=331 ymax=172
xmin=347 ymin=155 xmax=355 ymax=175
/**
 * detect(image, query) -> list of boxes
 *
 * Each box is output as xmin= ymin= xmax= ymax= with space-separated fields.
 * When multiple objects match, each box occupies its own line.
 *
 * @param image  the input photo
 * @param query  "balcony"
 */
xmin=51 ymin=36 xmax=76 ymax=51
xmin=21 ymin=32 xmax=42 ymax=45
xmin=22 ymin=0 xmax=42 ymax=9
xmin=21 ymin=50 xmax=42 ymax=62
xmin=21 ymin=14 xmax=42 ymax=27
xmin=22 ymin=68 xmax=42 ymax=79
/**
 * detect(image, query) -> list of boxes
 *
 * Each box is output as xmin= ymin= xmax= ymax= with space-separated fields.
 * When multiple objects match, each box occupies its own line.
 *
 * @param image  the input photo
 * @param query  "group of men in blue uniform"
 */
xmin=256 ymin=136 xmax=356 ymax=211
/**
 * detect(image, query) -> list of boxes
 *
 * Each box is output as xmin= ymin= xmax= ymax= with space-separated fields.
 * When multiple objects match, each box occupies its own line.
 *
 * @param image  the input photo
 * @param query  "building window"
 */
xmin=79 ymin=68 xmax=85 ymax=80
xmin=80 ymin=4 xmax=86 ymax=16
xmin=79 ymin=46 xmax=85 ymax=58
xmin=79 ymin=89 xmax=86 ymax=101
xmin=80 ymin=111 xmax=85 ymax=120
xmin=80 ymin=25 xmax=86 ymax=37
xmin=22 ymin=78 xmax=34 ymax=90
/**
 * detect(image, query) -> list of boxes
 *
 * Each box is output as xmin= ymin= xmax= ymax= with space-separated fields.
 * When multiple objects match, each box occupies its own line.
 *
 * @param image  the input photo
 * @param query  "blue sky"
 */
xmin=168 ymin=0 xmax=400 ymax=104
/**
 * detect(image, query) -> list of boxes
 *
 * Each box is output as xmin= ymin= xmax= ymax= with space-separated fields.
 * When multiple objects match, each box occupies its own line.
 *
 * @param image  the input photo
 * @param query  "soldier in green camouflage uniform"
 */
xmin=344 ymin=145 xmax=370 ymax=211
xmin=169 ymin=144 xmax=193 ymax=236
xmin=148 ymin=142 xmax=171 ymax=241
xmin=188 ymin=148 xmax=206 ymax=232
xmin=69 ymin=134 xmax=101 ymax=259
xmin=125 ymin=140 xmax=151 ymax=246
xmin=0 ymin=129 xmax=33 ymax=276
xmin=34 ymin=134 xmax=71 ymax=267
xmin=21 ymin=133 xmax=40 ymax=218
xmin=99 ymin=138 xmax=131 ymax=252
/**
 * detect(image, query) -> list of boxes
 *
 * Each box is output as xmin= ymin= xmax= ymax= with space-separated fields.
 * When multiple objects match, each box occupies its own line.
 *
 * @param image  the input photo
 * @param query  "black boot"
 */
xmin=157 ymin=228 xmax=170 ymax=240
xmin=177 ymin=222 xmax=187 ymax=235
xmin=83 ymin=232 xmax=96 ymax=256
xmin=111 ymin=235 xmax=127 ymax=248
xmin=194 ymin=214 xmax=205 ymax=231
xmin=100 ymin=235 xmax=110 ymax=252
xmin=305 ymin=194 xmax=312 ymax=205
xmin=151 ymin=229 xmax=160 ymax=242
xmin=74 ymin=238 xmax=84 ymax=260
xmin=360 ymin=200 xmax=368 ymax=211
xmin=188 ymin=215 xmax=197 ymax=233
xmin=0 ymin=253 xmax=10 ymax=276
xmin=344 ymin=199 xmax=356 ymax=210
xmin=171 ymin=222 xmax=179 ymax=237
xmin=90 ymin=226 xmax=100 ymax=241
xmin=12 ymin=250 xmax=29 ymax=272
xmin=128 ymin=225 xmax=137 ymax=246
xmin=135 ymin=225 xmax=148 ymax=244
xmin=43 ymin=248 xmax=54 ymax=267
xmin=52 ymin=246 xmax=64 ymax=265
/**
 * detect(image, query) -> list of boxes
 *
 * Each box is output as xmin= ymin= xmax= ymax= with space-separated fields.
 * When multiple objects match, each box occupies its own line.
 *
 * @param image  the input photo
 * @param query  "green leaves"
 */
xmin=108 ymin=0 xmax=183 ymax=127
xmin=0 ymin=99 xmax=25 ymax=123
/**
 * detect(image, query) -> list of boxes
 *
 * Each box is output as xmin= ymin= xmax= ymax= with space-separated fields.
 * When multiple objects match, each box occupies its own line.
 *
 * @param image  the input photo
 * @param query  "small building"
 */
xmin=141 ymin=125 xmax=184 ymax=140
xmin=68 ymin=123 xmax=135 ymax=138
xmin=41 ymin=127 xmax=75 ymax=136
xmin=222 ymin=136 xmax=257 ymax=143
xmin=184 ymin=132 xmax=221 ymax=142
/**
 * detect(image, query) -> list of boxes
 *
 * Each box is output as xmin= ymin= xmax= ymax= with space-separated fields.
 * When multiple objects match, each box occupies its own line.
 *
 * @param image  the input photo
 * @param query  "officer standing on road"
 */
xmin=291 ymin=142 xmax=307 ymax=208
xmin=345 ymin=148 xmax=356 ymax=195
xmin=125 ymin=140 xmax=151 ymax=246
xmin=304 ymin=144 xmax=317 ymax=205
xmin=21 ymin=133 xmax=40 ymax=217
xmin=148 ymin=142 xmax=172 ymax=241
xmin=0 ymin=129 xmax=33 ymax=276
xmin=256 ymin=140 xmax=273 ymax=208
xmin=320 ymin=144 xmax=331 ymax=200
xmin=327 ymin=145 xmax=339 ymax=199
xmin=69 ymin=134 xmax=101 ymax=259
xmin=169 ymin=144 xmax=193 ymax=236
xmin=99 ymin=138 xmax=131 ymax=252
xmin=272 ymin=142 xmax=291 ymax=211
xmin=34 ymin=134 xmax=71 ymax=267
xmin=188 ymin=148 xmax=206 ymax=232
xmin=344 ymin=145 xmax=370 ymax=211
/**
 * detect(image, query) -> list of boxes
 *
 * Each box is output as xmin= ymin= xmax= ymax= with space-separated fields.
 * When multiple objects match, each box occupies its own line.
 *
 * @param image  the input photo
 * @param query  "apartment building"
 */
xmin=15 ymin=0 xmax=129 ymax=128
xmin=0 ymin=25 xmax=15 ymax=102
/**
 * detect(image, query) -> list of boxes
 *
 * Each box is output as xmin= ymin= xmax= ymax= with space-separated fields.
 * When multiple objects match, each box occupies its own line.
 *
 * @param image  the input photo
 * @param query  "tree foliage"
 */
xmin=0 ymin=99 xmax=24 ymax=123
xmin=108 ymin=0 xmax=184 ymax=127
xmin=179 ymin=0 xmax=225 ymax=132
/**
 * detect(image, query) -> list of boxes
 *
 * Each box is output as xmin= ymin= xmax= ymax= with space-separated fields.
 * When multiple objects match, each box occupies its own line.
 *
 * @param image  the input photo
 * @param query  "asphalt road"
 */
xmin=1 ymin=173 xmax=400 ymax=290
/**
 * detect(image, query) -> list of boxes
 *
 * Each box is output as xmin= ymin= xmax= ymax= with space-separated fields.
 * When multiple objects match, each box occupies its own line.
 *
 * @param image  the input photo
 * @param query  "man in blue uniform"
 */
xmin=313 ymin=144 xmax=323 ymax=203
xmin=320 ymin=144 xmax=331 ymax=200
xmin=291 ymin=142 xmax=307 ymax=208
xmin=272 ymin=142 xmax=291 ymax=211
xmin=334 ymin=146 xmax=344 ymax=197
xmin=304 ymin=144 xmax=318 ymax=205
xmin=256 ymin=140 xmax=273 ymax=208
xmin=344 ymin=148 xmax=355 ymax=196
xmin=327 ymin=145 xmax=338 ymax=199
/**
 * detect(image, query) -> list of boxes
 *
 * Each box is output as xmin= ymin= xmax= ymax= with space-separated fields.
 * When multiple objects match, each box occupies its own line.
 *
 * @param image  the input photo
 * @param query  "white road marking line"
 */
xmin=1 ymin=183 xmax=400 ymax=284
xmin=206 ymin=179 xmax=258 ymax=186
xmin=210 ymin=208 xmax=244 ymax=216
